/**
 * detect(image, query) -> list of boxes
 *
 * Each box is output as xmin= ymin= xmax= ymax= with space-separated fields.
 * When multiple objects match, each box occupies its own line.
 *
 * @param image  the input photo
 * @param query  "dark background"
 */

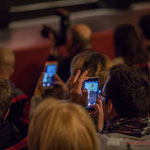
xmin=0 ymin=0 xmax=150 ymax=28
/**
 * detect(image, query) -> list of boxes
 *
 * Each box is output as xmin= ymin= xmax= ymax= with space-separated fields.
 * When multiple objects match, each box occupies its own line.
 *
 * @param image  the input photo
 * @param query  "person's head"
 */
xmin=102 ymin=64 xmax=150 ymax=121
xmin=28 ymin=99 xmax=98 ymax=150
xmin=139 ymin=14 xmax=150 ymax=40
xmin=0 ymin=78 xmax=13 ymax=121
xmin=0 ymin=48 xmax=15 ymax=79
xmin=67 ymin=24 xmax=92 ymax=56
xmin=71 ymin=50 xmax=113 ymax=89
xmin=114 ymin=24 xmax=147 ymax=65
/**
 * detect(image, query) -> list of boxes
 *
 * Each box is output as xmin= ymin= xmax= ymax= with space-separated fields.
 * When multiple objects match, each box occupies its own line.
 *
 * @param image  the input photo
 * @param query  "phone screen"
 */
xmin=83 ymin=78 xmax=99 ymax=109
xmin=43 ymin=63 xmax=57 ymax=88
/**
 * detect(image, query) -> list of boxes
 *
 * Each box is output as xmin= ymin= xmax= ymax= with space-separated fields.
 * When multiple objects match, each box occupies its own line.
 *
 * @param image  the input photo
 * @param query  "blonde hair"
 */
xmin=71 ymin=51 xmax=113 ymax=89
xmin=28 ymin=98 xmax=98 ymax=150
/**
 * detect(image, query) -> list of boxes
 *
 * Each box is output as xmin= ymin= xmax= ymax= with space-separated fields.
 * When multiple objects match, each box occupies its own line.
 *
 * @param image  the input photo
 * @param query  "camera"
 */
xmin=41 ymin=9 xmax=70 ymax=46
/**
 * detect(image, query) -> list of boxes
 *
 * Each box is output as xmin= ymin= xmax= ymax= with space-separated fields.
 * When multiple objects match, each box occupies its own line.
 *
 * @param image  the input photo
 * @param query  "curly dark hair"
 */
xmin=105 ymin=64 xmax=150 ymax=118
xmin=0 ymin=78 xmax=13 ymax=120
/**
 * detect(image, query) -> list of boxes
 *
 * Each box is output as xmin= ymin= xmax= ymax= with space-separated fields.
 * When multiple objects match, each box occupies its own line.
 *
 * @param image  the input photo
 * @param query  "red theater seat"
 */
xmin=5 ymin=137 xmax=28 ymax=150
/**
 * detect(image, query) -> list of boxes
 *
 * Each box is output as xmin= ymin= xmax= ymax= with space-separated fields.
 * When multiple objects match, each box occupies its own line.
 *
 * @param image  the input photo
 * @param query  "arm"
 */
xmin=69 ymin=70 xmax=104 ymax=132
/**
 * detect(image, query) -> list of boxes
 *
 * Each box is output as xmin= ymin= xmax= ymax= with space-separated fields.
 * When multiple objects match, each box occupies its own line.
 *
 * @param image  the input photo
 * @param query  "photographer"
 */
xmin=42 ymin=22 xmax=93 ymax=82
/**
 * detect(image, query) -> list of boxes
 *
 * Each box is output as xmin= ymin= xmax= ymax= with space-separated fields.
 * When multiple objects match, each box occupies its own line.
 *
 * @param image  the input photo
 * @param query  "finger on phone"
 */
xmin=79 ymin=70 xmax=88 ymax=82
xmin=90 ymin=104 xmax=100 ymax=112
xmin=54 ymin=74 xmax=65 ymax=85
xmin=73 ymin=70 xmax=81 ymax=84
xmin=77 ymin=70 xmax=88 ymax=90
xmin=82 ymin=89 xmax=88 ymax=106
xmin=68 ymin=75 xmax=73 ymax=89
xmin=37 ymin=72 xmax=44 ymax=85
xmin=97 ymin=98 xmax=103 ymax=109
xmin=55 ymin=74 xmax=61 ymax=81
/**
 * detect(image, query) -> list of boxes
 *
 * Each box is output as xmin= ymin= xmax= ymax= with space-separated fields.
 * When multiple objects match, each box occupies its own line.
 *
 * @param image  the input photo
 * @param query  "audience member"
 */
xmin=28 ymin=98 xmax=99 ymax=150
xmin=70 ymin=65 xmax=150 ymax=150
xmin=98 ymin=65 xmax=150 ymax=150
xmin=66 ymin=24 xmax=92 ymax=56
xmin=70 ymin=51 xmax=113 ymax=90
xmin=48 ymin=24 xmax=93 ymax=82
xmin=114 ymin=24 xmax=148 ymax=65
xmin=33 ymin=50 xmax=112 ymax=101
xmin=0 ymin=48 xmax=29 ymax=139
xmin=0 ymin=78 xmax=21 ymax=149
xmin=33 ymin=71 xmax=67 ymax=100
xmin=0 ymin=48 xmax=24 ymax=97
xmin=5 ymin=95 xmax=59 ymax=150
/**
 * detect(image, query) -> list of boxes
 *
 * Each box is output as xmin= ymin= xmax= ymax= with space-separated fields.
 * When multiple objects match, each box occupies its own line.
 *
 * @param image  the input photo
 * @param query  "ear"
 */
xmin=107 ymin=100 xmax=118 ymax=120
xmin=107 ymin=100 xmax=113 ymax=114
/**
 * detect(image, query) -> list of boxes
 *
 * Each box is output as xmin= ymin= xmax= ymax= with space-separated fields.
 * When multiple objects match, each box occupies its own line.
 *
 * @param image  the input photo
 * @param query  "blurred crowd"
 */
xmin=0 ymin=9 xmax=150 ymax=150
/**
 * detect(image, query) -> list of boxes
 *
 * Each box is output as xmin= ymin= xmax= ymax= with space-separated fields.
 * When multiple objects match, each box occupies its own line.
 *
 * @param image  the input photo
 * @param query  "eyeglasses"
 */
xmin=98 ymin=93 xmax=107 ymax=101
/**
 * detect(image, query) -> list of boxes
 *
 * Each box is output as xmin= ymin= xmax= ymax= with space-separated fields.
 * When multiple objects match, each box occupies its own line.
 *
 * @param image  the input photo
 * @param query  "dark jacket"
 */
xmin=47 ymin=55 xmax=72 ymax=82
xmin=0 ymin=121 xmax=21 ymax=150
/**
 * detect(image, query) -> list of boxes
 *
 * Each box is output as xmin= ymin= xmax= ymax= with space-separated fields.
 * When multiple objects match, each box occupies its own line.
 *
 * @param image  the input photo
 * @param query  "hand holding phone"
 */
xmin=43 ymin=61 xmax=57 ymax=88
xmin=83 ymin=77 xmax=99 ymax=110
xmin=69 ymin=70 xmax=89 ymax=106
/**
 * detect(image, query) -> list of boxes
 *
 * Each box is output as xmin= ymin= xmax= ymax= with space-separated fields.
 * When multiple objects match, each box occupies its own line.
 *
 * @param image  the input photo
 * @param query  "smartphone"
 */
xmin=42 ymin=61 xmax=57 ymax=88
xmin=83 ymin=77 xmax=99 ymax=110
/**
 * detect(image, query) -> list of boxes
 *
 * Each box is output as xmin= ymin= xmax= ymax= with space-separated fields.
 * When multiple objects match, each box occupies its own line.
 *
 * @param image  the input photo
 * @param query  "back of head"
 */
xmin=139 ymin=14 xmax=150 ymax=40
xmin=0 ymin=78 xmax=13 ymax=121
xmin=114 ymin=24 xmax=147 ymax=64
xmin=105 ymin=64 xmax=150 ymax=118
xmin=0 ymin=48 xmax=15 ymax=79
xmin=71 ymin=51 xmax=113 ymax=89
xmin=67 ymin=24 xmax=92 ymax=55
xmin=28 ymin=99 xmax=98 ymax=150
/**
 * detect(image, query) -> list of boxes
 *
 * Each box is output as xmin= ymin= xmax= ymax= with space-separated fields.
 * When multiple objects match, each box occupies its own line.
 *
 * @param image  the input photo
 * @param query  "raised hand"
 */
xmin=69 ymin=70 xmax=88 ymax=106
xmin=90 ymin=98 xmax=104 ymax=132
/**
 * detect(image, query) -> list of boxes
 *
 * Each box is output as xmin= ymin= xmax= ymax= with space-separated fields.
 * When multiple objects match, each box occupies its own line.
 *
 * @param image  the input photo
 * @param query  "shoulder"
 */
xmin=97 ymin=133 xmax=150 ymax=150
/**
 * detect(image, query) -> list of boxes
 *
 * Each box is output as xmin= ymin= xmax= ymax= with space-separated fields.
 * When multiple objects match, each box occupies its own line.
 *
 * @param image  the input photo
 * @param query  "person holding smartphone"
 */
xmin=69 ymin=50 xmax=113 ymax=96
xmin=47 ymin=24 xmax=93 ymax=82
xmin=69 ymin=65 xmax=150 ymax=150
xmin=33 ymin=61 xmax=67 ymax=100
